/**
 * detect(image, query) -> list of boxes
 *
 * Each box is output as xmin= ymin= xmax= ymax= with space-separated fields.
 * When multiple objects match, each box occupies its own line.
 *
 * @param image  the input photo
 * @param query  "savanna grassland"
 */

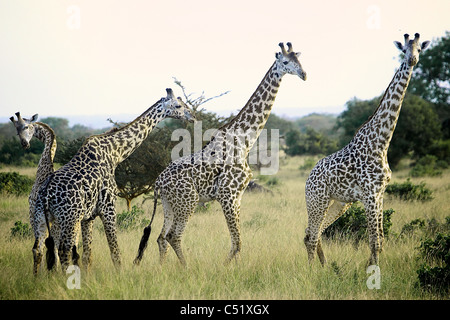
xmin=0 ymin=156 xmax=449 ymax=300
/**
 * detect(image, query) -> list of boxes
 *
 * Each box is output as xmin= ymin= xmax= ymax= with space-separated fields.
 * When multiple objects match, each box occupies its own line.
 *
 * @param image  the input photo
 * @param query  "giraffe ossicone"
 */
xmin=304 ymin=33 xmax=430 ymax=266
xmin=134 ymin=42 xmax=306 ymax=266
xmin=32 ymin=88 xmax=195 ymax=274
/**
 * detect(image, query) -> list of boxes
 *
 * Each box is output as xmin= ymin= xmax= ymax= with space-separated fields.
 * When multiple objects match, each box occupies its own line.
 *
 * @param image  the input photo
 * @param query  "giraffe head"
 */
xmin=275 ymin=42 xmax=307 ymax=80
xmin=10 ymin=112 xmax=38 ymax=149
xmin=394 ymin=33 xmax=430 ymax=67
xmin=161 ymin=88 xmax=196 ymax=122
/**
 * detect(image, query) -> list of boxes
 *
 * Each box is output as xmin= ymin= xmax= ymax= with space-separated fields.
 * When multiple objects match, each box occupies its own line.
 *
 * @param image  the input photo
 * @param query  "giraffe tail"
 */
xmin=134 ymin=186 xmax=159 ymax=265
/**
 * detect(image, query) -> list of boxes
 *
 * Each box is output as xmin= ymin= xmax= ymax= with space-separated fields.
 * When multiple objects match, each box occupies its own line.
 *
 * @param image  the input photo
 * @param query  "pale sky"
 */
xmin=0 ymin=0 xmax=448 ymax=128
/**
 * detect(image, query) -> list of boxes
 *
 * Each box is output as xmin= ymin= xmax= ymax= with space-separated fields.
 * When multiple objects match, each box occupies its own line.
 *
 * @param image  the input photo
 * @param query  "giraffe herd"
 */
xmin=10 ymin=34 xmax=429 ymax=275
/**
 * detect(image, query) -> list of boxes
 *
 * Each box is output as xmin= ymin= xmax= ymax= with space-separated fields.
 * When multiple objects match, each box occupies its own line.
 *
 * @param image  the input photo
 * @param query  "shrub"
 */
xmin=399 ymin=216 xmax=450 ymax=239
xmin=0 ymin=172 xmax=33 ymax=196
xmin=266 ymin=177 xmax=280 ymax=187
xmin=298 ymin=157 xmax=318 ymax=171
xmin=385 ymin=179 xmax=433 ymax=201
xmin=116 ymin=205 xmax=147 ymax=231
xmin=416 ymin=232 xmax=450 ymax=294
xmin=410 ymin=155 xmax=446 ymax=177
xmin=10 ymin=220 xmax=32 ymax=239
xmin=323 ymin=203 xmax=394 ymax=243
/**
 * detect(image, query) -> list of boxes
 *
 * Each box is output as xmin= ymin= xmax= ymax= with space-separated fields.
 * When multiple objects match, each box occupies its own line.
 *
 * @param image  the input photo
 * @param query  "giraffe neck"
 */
xmin=33 ymin=122 xmax=56 ymax=184
xmin=88 ymin=100 xmax=166 ymax=167
xmin=353 ymin=60 xmax=414 ymax=156
xmin=217 ymin=61 xmax=283 ymax=154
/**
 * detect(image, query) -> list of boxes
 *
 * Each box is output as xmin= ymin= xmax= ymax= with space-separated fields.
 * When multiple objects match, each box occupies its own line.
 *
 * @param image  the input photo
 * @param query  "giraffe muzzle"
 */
xmin=299 ymin=71 xmax=307 ymax=81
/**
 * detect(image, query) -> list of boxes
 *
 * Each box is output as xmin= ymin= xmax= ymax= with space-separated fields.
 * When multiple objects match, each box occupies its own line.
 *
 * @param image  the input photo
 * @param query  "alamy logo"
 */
xmin=66 ymin=265 xmax=81 ymax=289
xmin=366 ymin=265 xmax=381 ymax=289
xmin=170 ymin=121 xmax=280 ymax=175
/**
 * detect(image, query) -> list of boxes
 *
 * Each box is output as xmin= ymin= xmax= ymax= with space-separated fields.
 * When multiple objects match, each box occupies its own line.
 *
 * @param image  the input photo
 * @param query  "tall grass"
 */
xmin=0 ymin=156 xmax=449 ymax=300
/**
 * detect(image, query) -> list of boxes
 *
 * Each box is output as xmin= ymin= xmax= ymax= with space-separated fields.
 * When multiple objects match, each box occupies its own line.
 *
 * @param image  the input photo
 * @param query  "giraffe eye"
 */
xmin=283 ymin=61 xmax=289 ymax=65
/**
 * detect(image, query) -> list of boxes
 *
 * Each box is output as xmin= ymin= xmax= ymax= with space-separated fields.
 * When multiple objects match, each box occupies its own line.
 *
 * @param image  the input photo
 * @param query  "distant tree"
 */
xmin=115 ymin=127 xmax=174 ymax=211
xmin=390 ymin=94 xmax=442 ymax=165
xmin=54 ymin=136 xmax=86 ymax=165
xmin=408 ymin=31 xmax=450 ymax=137
xmin=285 ymin=127 xmax=338 ymax=156
xmin=0 ymin=137 xmax=43 ymax=166
xmin=265 ymin=113 xmax=293 ymax=136
xmin=113 ymin=78 xmax=231 ymax=209
xmin=294 ymin=113 xmax=337 ymax=136
xmin=335 ymin=96 xmax=380 ymax=147
xmin=335 ymin=94 xmax=441 ymax=168
xmin=0 ymin=122 xmax=17 ymax=149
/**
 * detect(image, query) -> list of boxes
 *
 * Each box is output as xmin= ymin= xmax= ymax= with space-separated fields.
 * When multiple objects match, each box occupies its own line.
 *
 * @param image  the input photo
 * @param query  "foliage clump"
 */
xmin=0 ymin=172 xmax=33 ymax=196
xmin=409 ymin=155 xmax=448 ymax=177
xmin=323 ymin=203 xmax=394 ymax=243
xmin=416 ymin=232 xmax=450 ymax=294
xmin=10 ymin=220 xmax=32 ymax=239
xmin=116 ymin=205 xmax=148 ymax=231
xmin=385 ymin=179 xmax=433 ymax=201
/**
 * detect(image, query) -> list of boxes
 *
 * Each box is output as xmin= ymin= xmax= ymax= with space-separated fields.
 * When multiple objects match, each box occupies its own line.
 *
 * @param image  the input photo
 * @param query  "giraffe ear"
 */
xmin=295 ymin=52 xmax=301 ymax=58
xmin=421 ymin=41 xmax=430 ymax=51
xmin=30 ymin=114 xmax=38 ymax=122
xmin=9 ymin=116 xmax=15 ymax=124
xmin=275 ymin=52 xmax=280 ymax=59
xmin=394 ymin=41 xmax=403 ymax=51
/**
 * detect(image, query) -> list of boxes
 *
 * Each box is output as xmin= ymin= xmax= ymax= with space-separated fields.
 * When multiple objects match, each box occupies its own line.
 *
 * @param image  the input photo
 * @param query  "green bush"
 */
xmin=400 ymin=216 xmax=450 ymax=239
xmin=323 ymin=203 xmax=394 ymax=243
xmin=0 ymin=172 xmax=33 ymax=196
xmin=116 ymin=205 xmax=148 ymax=231
xmin=385 ymin=179 xmax=433 ymax=201
xmin=266 ymin=177 xmax=280 ymax=187
xmin=410 ymin=155 xmax=447 ymax=177
xmin=299 ymin=157 xmax=318 ymax=171
xmin=416 ymin=232 xmax=450 ymax=294
xmin=10 ymin=220 xmax=32 ymax=239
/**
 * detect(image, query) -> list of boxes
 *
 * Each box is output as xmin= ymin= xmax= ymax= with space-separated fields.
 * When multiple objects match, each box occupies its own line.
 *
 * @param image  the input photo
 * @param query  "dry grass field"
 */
xmin=0 ymin=156 xmax=449 ymax=300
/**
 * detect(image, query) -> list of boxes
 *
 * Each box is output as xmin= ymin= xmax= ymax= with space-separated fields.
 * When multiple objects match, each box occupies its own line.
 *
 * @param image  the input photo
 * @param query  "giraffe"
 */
xmin=134 ymin=42 xmax=307 ymax=266
xmin=304 ymin=33 xmax=430 ymax=266
xmin=10 ymin=113 xmax=82 ymax=268
xmin=10 ymin=113 xmax=57 ymax=233
xmin=9 ymin=113 xmax=68 ymax=269
xmin=32 ymin=89 xmax=195 ymax=274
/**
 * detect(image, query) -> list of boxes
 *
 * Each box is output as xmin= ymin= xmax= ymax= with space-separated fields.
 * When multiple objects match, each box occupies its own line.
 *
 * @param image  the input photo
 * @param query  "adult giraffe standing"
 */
xmin=10 ymin=113 xmax=58 ymax=235
xmin=33 ymin=89 xmax=195 ymax=274
xmin=304 ymin=33 xmax=430 ymax=266
xmin=135 ymin=42 xmax=307 ymax=266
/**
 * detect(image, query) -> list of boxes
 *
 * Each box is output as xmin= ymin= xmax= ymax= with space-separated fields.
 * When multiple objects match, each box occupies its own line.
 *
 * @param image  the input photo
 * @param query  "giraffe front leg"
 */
xmin=363 ymin=196 xmax=382 ymax=266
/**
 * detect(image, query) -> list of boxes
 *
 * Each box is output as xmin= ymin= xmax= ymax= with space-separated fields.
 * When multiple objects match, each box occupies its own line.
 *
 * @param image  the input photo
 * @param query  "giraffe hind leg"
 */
xmin=157 ymin=196 xmax=174 ymax=264
xmin=166 ymin=204 xmax=197 ymax=267
xmin=304 ymin=197 xmax=328 ymax=266
xmin=316 ymin=201 xmax=352 ymax=265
